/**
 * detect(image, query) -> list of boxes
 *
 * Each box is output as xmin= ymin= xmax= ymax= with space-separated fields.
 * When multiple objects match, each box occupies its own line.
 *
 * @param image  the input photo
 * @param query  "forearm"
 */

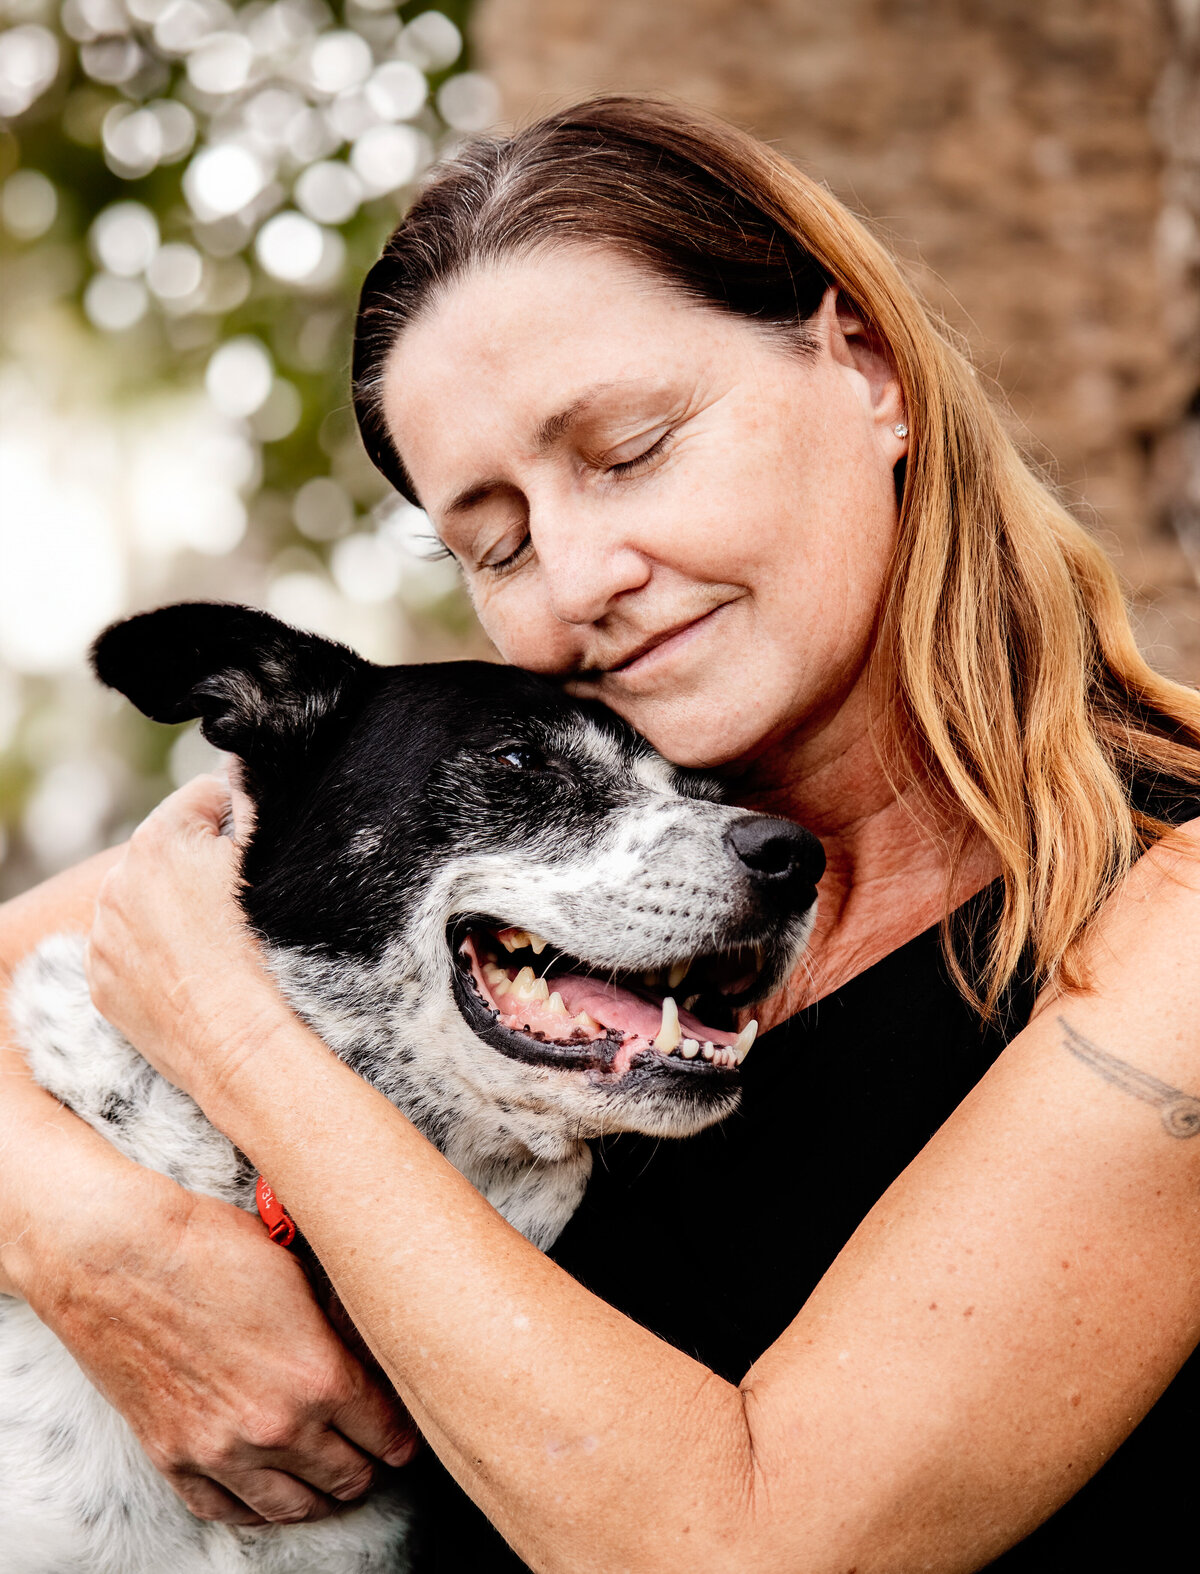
xmin=0 ymin=847 xmax=150 ymax=1300
xmin=206 ymin=1018 xmax=760 ymax=1574
xmin=0 ymin=1040 xmax=173 ymax=1299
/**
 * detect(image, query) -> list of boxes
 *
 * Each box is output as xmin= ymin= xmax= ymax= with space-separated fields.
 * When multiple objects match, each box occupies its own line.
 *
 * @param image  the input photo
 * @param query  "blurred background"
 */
xmin=2 ymin=0 xmax=1199 ymax=897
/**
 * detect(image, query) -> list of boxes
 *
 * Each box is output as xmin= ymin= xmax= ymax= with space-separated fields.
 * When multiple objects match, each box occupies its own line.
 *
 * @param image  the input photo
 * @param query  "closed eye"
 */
xmin=605 ymin=430 xmax=672 ymax=478
xmin=480 ymin=533 xmax=533 ymax=575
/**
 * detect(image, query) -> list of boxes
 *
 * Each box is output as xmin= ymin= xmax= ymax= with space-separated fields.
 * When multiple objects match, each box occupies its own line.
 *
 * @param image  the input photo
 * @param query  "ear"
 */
xmin=91 ymin=602 xmax=371 ymax=766
xmin=816 ymin=287 xmax=908 ymax=452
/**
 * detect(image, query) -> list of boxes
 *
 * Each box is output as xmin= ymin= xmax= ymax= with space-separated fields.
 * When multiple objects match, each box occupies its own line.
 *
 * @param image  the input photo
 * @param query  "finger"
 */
xmin=221 ymin=757 xmax=258 ymax=847
xmin=261 ymin=1426 xmax=380 ymax=1502
xmin=208 ymin=1468 xmax=334 ymax=1524
xmin=329 ymin=1365 xmax=419 ymax=1468
xmin=170 ymin=1474 xmax=268 ymax=1526
xmin=139 ymin=772 xmax=239 ymax=847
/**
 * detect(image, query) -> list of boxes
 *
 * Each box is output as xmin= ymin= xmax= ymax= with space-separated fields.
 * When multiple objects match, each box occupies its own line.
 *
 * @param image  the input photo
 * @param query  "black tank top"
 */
xmin=410 ymin=808 xmax=1200 ymax=1571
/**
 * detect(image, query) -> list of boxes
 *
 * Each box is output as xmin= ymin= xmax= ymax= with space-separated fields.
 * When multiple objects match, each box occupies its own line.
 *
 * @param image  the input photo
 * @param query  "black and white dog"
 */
xmin=0 ymin=602 xmax=823 ymax=1574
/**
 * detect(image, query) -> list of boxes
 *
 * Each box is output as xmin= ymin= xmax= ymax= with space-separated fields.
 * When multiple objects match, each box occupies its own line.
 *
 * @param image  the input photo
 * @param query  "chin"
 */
xmin=631 ymin=700 xmax=775 ymax=772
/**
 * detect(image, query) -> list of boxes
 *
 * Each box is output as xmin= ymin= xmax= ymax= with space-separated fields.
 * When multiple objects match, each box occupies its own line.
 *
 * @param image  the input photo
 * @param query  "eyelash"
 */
xmin=605 ymin=430 xmax=672 ymax=477
xmin=478 ymin=431 xmax=674 ymax=577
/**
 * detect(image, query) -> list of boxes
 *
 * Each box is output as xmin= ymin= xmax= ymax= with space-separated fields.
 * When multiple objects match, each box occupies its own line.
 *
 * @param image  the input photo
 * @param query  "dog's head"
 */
xmin=93 ymin=603 xmax=822 ymax=1162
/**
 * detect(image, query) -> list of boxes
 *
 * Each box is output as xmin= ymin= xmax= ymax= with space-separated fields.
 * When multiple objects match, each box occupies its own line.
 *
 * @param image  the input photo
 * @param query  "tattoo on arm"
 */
xmin=1059 ymin=1017 xmax=1200 ymax=1138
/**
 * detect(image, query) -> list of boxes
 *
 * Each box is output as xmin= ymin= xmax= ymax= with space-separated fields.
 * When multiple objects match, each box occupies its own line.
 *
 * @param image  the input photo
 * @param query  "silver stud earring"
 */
xmin=893 ymin=422 xmax=909 ymax=439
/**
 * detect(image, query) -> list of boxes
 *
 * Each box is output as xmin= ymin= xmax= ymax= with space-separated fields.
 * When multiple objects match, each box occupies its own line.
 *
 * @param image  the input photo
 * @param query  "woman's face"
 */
xmin=381 ymin=246 xmax=908 ymax=770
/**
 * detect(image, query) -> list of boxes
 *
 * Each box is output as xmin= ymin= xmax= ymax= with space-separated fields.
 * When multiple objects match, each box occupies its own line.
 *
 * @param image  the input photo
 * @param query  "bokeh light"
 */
xmin=0 ymin=0 xmax=489 ymax=893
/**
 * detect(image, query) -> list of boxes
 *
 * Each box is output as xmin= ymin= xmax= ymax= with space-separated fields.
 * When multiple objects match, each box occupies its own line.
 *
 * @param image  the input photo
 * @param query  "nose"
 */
xmin=727 ymin=816 xmax=826 ymax=893
xmin=532 ymin=505 xmax=652 ymax=627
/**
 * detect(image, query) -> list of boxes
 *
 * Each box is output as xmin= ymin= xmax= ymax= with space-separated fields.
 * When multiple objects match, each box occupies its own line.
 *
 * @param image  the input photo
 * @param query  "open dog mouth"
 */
xmin=449 ymin=918 xmax=764 ymax=1079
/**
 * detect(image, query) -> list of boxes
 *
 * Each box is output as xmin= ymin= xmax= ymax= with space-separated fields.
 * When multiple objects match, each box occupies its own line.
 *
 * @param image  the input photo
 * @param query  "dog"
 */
xmin=0 ymin=601 xmax=823 ymax=1573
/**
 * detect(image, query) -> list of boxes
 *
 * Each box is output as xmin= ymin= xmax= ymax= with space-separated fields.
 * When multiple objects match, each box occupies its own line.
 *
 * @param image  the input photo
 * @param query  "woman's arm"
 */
xmin=88 ymin=774 xmax=1200 ymax=1574
xmin=0 ymin=848 xmax=413 ymax=1525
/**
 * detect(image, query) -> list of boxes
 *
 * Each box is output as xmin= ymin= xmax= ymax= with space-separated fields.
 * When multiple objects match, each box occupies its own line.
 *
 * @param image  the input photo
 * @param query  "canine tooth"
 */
xmin=528 ymin=933 xmax=548 ymax=955
xmin=667 ymin=960 xmax=689 ymax=990
xmin=701 ymin=1043 xmax=715 ymax=1061
xmin=547 ymin=990 xmax=568 ymax=1016
xmin=681 ymin=1038 xmax=699 ymax=1059
xmin=513 ymin=966 xmax=537 ymax=998
xmin=531 ymin=976 xmax=550 ymax=1001
xmin=682 ymin=994 xmax=700 ymax=1012
xmin=576 ymin=1012 xmax=603 ymax=1032
xmin=653 ymin=996 xmax=681 ymax=1054
xmin=734 ymin=1019 xmax=758 ymax=1065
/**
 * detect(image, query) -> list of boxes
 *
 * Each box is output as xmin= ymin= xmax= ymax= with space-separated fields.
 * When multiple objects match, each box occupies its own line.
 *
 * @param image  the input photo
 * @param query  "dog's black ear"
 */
xmin=91 ymin=602 xmax=370 ymax=764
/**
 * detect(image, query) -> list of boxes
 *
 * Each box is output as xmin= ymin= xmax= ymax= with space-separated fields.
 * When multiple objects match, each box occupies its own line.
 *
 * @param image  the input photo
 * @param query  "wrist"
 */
xmin=192 ymin=993 xmax=327 ymax=1145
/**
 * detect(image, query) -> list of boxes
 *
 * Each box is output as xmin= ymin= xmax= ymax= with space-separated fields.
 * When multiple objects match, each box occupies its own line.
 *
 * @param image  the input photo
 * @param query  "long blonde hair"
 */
xmin=353 ymin=94 xmax=1200 ymax=1011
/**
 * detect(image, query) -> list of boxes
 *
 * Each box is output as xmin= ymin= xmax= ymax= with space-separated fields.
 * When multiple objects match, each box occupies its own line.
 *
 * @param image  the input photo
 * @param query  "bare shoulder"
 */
xmin=1032 ymin=811 xmax=1200 ymax=1032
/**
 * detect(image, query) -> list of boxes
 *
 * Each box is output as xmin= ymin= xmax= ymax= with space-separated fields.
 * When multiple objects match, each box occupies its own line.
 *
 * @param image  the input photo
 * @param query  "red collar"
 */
xmin=256 ymin=1177 xmax=296 ymax=1247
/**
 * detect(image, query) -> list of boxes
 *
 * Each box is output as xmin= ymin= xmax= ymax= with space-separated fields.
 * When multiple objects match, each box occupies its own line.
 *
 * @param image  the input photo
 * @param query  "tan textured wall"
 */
xmin=473 ymin=0 xmax=1200 ymax=678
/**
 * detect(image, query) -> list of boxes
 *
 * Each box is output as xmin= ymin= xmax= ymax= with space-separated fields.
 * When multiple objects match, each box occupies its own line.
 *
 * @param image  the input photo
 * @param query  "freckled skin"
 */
xmin=382 ymin=248 xmax=908 ymax=774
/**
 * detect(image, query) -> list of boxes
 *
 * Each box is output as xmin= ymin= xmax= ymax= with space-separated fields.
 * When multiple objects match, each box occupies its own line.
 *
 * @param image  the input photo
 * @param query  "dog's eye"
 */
xmin=492 ymin=746 xmax=543 ymax=771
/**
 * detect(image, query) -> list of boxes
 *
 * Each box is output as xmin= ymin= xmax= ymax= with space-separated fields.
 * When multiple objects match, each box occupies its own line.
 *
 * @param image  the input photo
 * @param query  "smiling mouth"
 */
xmin=604 ymin=604 xmax=729 ymax=676
xmin=449 ymin=919 xmax=763 ymax=1079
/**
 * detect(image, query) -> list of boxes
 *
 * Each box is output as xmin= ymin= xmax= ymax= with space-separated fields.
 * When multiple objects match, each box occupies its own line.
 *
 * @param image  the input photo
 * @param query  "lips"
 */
xmin=450 ymin=920 xmax=762 ymax=1077
xmin=597 ymin=602 xmax=733 ymax=678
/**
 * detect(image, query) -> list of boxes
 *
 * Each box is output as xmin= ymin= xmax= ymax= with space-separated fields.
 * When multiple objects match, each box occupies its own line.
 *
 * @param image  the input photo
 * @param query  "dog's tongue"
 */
xmin=547 ymin=969 xmax=737 ymax=1047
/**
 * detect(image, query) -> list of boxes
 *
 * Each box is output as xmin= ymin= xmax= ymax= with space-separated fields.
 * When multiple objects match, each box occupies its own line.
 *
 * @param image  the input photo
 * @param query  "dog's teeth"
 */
xmin=531 ymin=976 xmax=550 ymax=1001
xmin=734 ymin=1019 xmax=758 ymax=1065
xmin=512 ymin=966 xmax=537 ymax=998
xmin=653 ymin=995 xmax=680 ymax=1054
xmin=547 ymin=990 xmax=567 ymax=1016
xmin=575 ymin=1011 xmax=603 ymax=1033
xmin=643 ymin=970 xmax=660 ymax=987
xmin=667 ymin=960 xmax=689 ymax=990
xmin=498 ymin=932 xmax=521 ymax=952
xmin=701 ymin=1042 xmax=715 ymax=1061
xmin=681 ymin=1038 xmax=699 ymax=1059
xmin=682 ymin=993 xmax=700 ymax=1012
xmin=528 ymin=933 xmax=548 ymax=955
xmin=493 ymin=977 xmax=510 ymax=997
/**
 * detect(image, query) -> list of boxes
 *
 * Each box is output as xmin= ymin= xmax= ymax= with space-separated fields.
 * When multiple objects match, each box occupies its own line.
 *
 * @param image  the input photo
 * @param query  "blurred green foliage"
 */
xmin=0 ymin=0 xmax=490 ymax=894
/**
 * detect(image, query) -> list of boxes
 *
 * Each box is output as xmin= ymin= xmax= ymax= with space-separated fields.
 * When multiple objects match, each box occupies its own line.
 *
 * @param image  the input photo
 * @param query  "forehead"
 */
xmin=378 ymin=246 xmax=745 ymax=506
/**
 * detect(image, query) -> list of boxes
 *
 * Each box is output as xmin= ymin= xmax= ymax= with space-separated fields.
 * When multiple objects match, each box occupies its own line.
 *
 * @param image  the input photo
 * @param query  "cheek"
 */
xmin=468 ymin=576 xmax=581 ymax=673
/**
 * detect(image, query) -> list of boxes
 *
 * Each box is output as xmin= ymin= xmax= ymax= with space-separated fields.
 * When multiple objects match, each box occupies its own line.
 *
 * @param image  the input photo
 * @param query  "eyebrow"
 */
xmin=532 ymin=390 xmax=605 ymax=450
xmin=440 ymin=382 xmax=633 ymax=518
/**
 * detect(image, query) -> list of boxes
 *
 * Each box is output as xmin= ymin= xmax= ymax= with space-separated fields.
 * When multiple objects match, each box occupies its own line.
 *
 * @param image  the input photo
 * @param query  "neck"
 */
xmin=730 ymin=679 xmax=999 ymax=1024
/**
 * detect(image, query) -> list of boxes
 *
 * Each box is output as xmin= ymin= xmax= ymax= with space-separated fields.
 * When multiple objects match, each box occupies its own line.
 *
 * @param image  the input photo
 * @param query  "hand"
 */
xmin=86 ymin=772 xmax=287 ymax=1108
xmin=13 ymin=1166 xmax=417 ymax=1524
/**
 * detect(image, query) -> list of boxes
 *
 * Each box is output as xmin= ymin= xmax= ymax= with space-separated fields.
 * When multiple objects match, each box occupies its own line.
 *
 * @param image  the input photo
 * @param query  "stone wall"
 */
xmin=472 ymin=0 xmax=1200 ymax=679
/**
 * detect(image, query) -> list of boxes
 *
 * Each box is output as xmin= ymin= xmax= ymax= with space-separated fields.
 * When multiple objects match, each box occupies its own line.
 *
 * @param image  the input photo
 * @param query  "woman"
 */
xmin=4 ymin=96 xmax=1200 ymax=1571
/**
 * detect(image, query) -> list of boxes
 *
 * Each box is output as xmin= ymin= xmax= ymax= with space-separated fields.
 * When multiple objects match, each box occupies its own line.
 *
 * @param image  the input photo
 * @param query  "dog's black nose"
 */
xmin=727 ymin=816 xmax=825 ymax=890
